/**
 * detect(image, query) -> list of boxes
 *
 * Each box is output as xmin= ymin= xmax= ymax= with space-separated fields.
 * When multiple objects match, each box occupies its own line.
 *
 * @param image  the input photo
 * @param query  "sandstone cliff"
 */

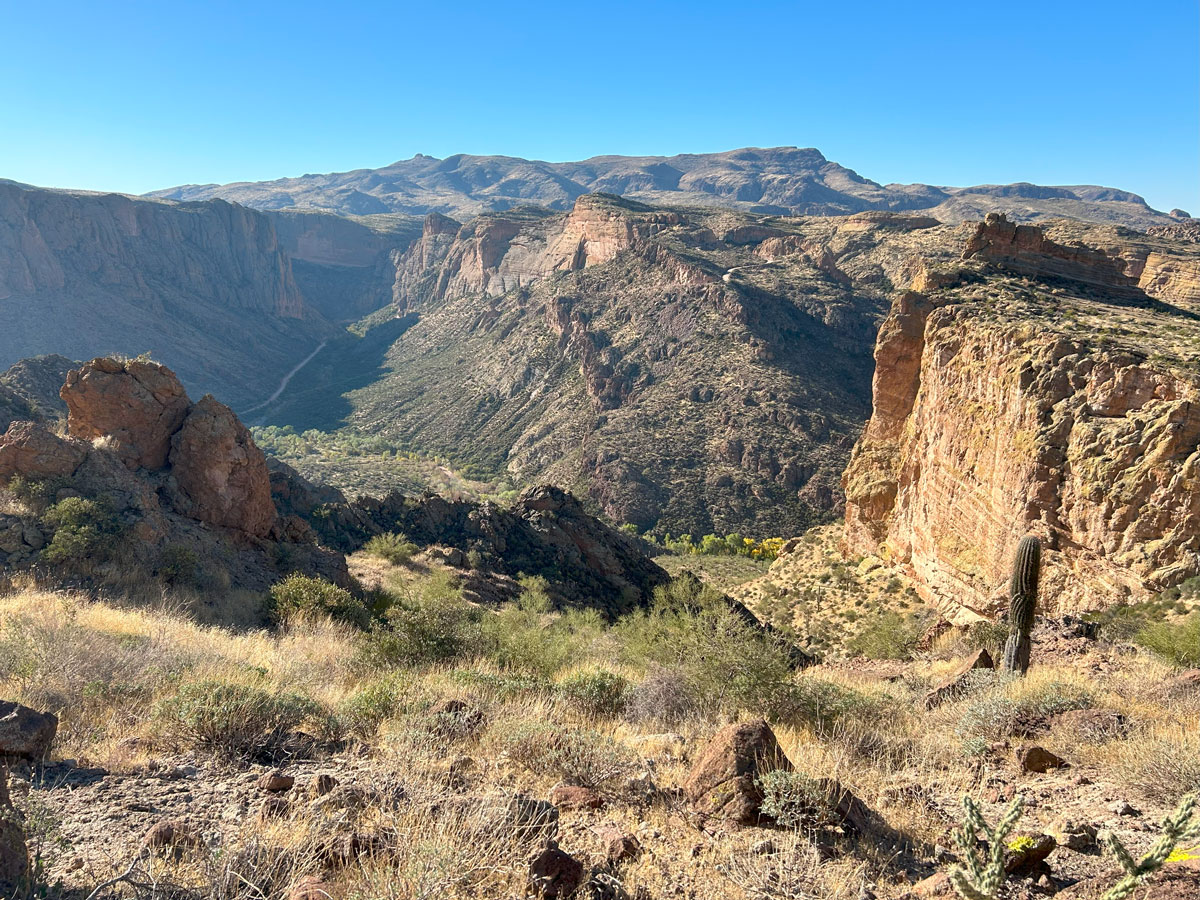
xmin=0 ymin=182 xmax=333 ymax=407
xmin=843 ymin=215 xmax=1200 ymax=618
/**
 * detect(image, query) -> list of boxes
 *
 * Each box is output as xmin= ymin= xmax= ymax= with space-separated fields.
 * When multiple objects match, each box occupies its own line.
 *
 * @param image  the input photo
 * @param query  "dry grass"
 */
xmin=0 ymin=582 xmax=1197 ymax=900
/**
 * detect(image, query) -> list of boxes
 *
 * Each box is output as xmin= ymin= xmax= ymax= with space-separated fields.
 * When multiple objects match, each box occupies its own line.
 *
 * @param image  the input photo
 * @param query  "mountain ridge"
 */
xmin=146 ymin=146 xmax=1184 ymax=228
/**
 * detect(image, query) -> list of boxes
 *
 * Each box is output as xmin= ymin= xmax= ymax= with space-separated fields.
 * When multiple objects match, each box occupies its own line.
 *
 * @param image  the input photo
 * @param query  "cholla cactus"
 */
xmin=948 ymin=796 xmax=1024 ymax=900
xmin=1001 ymin=536 xmax=1041 ymax=675
xmin=1101 ymin=792 xmax=1199 ymax=900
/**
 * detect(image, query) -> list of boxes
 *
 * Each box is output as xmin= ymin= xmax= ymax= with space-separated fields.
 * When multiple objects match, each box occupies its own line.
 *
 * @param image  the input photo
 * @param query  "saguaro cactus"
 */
xmin=1001 ymin=535 xmax=1041 ymax=675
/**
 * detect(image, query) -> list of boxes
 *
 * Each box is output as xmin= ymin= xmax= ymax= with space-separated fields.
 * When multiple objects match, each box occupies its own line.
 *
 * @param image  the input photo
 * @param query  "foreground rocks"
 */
xmin=0 ymin=776 xmax=28 ymax=894
xmin=683 ymin=720 xmax=792 ymax=825
xmin=0 ymin=701 xmax=56 ymax=761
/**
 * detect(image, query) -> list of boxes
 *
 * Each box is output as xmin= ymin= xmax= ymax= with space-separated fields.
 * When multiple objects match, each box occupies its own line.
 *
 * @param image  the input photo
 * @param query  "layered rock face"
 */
xmin=844 ymin=218 xmax=1200 ymax=617
xmin=0 ymin=182 xmax=332 ymax=407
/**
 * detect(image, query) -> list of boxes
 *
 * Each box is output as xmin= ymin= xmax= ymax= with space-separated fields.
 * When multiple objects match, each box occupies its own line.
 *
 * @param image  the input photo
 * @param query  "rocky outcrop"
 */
xmin=62 ymin=358 xmax=192 ymax=469
xmin=312 ymin=484 xmax=669 ymax=618
xmin=170 ymin=396 xmax=276 ymax=538
xmin=844 ymin=223 xmax=1200 ymax=617
xmin=683 ymin=720 xmax=792 ymax=824
xmin=0 ymin=421 xmax=87 ymax=483
xmin=0 ymin=701 xmax=57 ymax=760
xmin=962 ymin=214 xmax=1137 ymax=292
xmin=0 ymin=357 xmax=348 ymax=593
xmin=1137 ymin=252 xmax=1200 ymax=309
xmin=0 ymin=355 xmax=73 ymax=432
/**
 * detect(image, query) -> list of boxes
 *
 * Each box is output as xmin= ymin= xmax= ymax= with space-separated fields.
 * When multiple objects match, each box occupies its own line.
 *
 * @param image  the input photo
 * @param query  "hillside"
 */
xmin=148 ymin=147 xmax=1184 ymax=228
xmin=0 ymin=181 xmax=335 ymax=407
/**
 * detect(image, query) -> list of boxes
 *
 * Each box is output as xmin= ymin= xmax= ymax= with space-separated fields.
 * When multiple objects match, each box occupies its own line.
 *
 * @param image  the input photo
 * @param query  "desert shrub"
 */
xmin=338 ymin=672 xmax=409 ymax=739
xmin=780 ymin=677 xmax=899 ymax=733
xmin=6 ymin=475 xmax=68 ymax=511
xmin=558 ymin=669 xmax=629 ymax=718
xmin=623 ymin=666 xmax=700 ymax=727
xmin=758 ymin=770 xmax=840 ymax=828
xmin=1109 ymin=728 xmax=1200 ymax=803
xmin=449 ymin=670 xmax=553 ymax=701
xmin=1086 ymin=599 xmax=1177 ymax=642
xmin=845 ymin=610 xmax=932 ymax=659
xmin=155 ymin=680 xmax=321 ymax=761
xmin=496 ymin=722 xmax=639 ymax=790
xmin=157 ymin=544 xmax=199 ymax=585
xmin=482 ymin=577 xmax=601 ymax=678
xmin=40 ymin=496 xmax=124 ymax=565
xmin=269 ymin=574 xmax=372 ymax=630
xmin=616 ymin=575 xmax=799 ymax=718
xmin=955 ymin=677 xmax=1096 ymax=754
xmin=355 ymin=571 xmax=488 ymax=669
xmin=363 ymin=531 xmax=419 ymax=565
xmin=1135 ymin=612 xmax=1200 ymax=667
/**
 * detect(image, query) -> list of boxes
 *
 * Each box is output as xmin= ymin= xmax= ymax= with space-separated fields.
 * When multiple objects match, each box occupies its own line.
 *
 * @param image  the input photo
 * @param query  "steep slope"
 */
xmin=842 ymin=214 xmax=1200 ymax=620
xmin=0 ymin=181 xmax=334 ymax=408
xmin=0 ymin=355 xmax=74 ymax=431
xmin=261 ymin=195 xmax=973 ymax=537
xmin=148 ymin=147 xmax=1180 ymax=228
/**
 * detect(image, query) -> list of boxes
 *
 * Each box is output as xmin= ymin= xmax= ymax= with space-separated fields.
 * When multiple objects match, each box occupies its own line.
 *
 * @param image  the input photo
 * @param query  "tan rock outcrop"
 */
xmin=1137 ymin=251 xmax=1200 ymax=309
xmin=169 ymin=396 xmax=277 ymax=537
xmin=61 ymin=357 xmax=192 ymax=469
xmin=844 ymin=294 xmax=1200 ymax=618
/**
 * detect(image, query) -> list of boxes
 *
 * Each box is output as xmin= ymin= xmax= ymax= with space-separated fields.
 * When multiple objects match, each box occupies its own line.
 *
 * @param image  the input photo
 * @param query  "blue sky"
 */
xmin=1 ymin=0 xmax=1197 ymax=212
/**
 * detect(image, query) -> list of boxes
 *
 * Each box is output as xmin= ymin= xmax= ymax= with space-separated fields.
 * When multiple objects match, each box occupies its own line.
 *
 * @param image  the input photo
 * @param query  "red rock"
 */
xmin=256 ymin=771 xmax=295 ymax=792
xmin=169 ymin=395 xmax=276 ymax=536
xmin=683 ymin=719 xmax=792 ymax=824
xmin=142 ymin=820 xmax=200 ymax=851
xmin=0 ymin=701 xmax=57 ymax=761
xmin=550 ymin=785 xmax=603 ymax=811
xmin=0 ymin=421 xmax=88 ymax=484
xmin=1016 ymin=745 xmax=1067 ymax=773
xmin=595 ymin=825 xmax=641 ymax=863
xmin=61 ymin=358 xmax=192 ymax=470
xmin=1004 ymin=832 xmax=1056 ymax=874
xmin=308 ymin=773 xmax=338 ymax=797
xmin=528 ymin=840 xmax=584 ymax=899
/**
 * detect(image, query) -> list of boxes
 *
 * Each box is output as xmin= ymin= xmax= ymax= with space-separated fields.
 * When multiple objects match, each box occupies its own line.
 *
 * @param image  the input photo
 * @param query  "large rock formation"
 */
xmin=170 ymin=396 xmax=276 ymax=537
xmin=0 ymin=181 xmax=332 ymax=408
xmin=0 ymin=358 xmax=347 ymax=592
xmin=844 ymin=218 xmax=1200 ymax=618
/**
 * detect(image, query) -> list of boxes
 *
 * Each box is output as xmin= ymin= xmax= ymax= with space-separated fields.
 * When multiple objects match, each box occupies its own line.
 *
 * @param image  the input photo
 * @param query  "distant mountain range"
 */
xmin=148 ymin=146 xmax=1187 ymax=227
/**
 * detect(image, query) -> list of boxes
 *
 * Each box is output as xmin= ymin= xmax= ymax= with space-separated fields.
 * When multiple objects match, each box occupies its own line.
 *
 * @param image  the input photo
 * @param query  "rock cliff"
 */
xmin=0 ymin=181 xmax=333 ymax=407
xmin=843 ymin=217 xmax=1200 ymax=618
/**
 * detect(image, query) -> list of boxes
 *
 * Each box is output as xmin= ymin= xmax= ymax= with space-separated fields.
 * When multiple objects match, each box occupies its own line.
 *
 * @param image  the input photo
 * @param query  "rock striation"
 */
xmin=844 ymin=218 xmax=1200 ymax=618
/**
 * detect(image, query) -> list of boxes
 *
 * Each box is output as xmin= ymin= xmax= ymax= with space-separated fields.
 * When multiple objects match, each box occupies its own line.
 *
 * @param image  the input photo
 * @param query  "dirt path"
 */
xmin=243 ymin=339 xmax=328 ymax=415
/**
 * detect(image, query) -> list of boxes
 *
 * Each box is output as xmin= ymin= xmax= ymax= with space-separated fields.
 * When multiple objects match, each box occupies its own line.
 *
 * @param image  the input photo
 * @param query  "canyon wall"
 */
xmin=844 ymin=217 xmax=1200 ymax=618
xmin=0 ymin=182 xmax=332 ymax=407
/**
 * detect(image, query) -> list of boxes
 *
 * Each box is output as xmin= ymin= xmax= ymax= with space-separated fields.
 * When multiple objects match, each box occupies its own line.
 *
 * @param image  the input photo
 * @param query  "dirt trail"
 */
xmin=243 ymin=339 xmax=328 ymax=416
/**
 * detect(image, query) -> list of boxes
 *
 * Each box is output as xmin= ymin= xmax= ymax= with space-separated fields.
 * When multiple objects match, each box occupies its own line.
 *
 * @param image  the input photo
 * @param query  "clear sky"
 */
xmin=2 ymin=0 xmax=1197 ymax=213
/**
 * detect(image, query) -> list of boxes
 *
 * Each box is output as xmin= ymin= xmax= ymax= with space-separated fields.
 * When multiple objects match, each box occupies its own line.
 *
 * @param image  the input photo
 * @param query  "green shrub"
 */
xmin=955 ymin=678 xmax=1096 ymax=755
xmin=558 ymin=669 xmax=630 ymax=718
xmin=623 ymin=666 xmax=700 ymax=727
xmin=155 ymin=680 xmax=321 ymax=760
xmin=269 ymin=574 xmax=372 ymax=629
xmin=157 ymin=545 xmax=199 ymax=585
xmin=39 ymin=496 xmax=124 ymax=565
xmin=363 ymin=532 xmax=419 ymax=565
xmin=355 ymin=571 xmax=487 ymax=669
xmin=758 ymin=770 xmax=840 ymax=828
xmin=338 ymin=673 xmax=408 ymax=739
xmin=448 ymin=670 xmax=552 ymax=701
xmin=1135 ymin=613 xmax=1200 ymax=667
xmin=846 ymin=610 xmax=931 ymax=660
xmin=480 ymin=577 xmax=602 ymax=678
xmin=497 ymin=722 xmax=639 ymax=790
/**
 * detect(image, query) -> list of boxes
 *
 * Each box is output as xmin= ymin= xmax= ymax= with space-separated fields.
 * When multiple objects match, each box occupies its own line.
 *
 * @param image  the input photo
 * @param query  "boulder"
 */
xmin=594 ymin=825 xmax=641 ymax=863
xmin=256 ymin=770 xmax=294 ymax=793
xmin=683 ymin=719 xmax=791 ymax=824
xmin=528 ymin=840 xmax=584 ymax=899
xmin=923 ymin=649 xmax=994 ymax=709
xmin=0 ymin=421 xmax=88 ymax=484
xmin=0 ymin=701 xmax=56 ymax=761
xmin=550 ymin=785 xmax=603 ymax=811
xmin=0 ymin=777 xmax=29 ymax=895
xmin=1016 ymin=745 xmax=1067 ymax=773
xmin=1004 ymin=832 xmax=1056 ymax=874
xmin=61 ymin=358 xmax=191 ymax=470
xmin=169 ymin=396 xmax=276 ymax=537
